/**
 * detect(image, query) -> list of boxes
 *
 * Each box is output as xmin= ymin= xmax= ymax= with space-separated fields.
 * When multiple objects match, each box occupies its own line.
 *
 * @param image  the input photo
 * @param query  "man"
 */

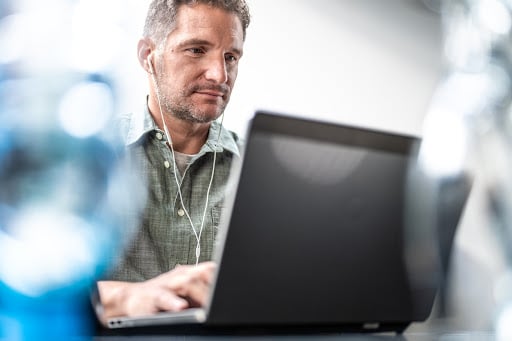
xmin=96 ymin=0 xmax=250 ymax=321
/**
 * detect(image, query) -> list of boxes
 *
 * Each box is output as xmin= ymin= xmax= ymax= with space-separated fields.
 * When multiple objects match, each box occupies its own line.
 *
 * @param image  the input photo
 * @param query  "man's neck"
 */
xmin=148 ymin=100 xmax=210 ymax=155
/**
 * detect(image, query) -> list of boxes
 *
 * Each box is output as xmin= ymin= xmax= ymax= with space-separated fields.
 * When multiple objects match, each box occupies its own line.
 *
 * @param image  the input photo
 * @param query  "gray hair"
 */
xmin=143 ymin=0 xmax=251 ymax=48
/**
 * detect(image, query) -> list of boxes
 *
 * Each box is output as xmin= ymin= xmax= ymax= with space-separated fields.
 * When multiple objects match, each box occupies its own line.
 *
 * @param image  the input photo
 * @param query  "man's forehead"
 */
xmin=166 ymin=4 xmax=244 ymax=47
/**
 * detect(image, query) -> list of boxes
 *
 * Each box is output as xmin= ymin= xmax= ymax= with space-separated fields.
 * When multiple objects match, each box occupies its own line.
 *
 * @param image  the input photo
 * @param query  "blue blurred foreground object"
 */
xmin=0 ymin=0 xmax=143 ymax=340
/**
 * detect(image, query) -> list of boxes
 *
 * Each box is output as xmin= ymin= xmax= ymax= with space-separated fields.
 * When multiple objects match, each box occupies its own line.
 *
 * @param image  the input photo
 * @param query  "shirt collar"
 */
xmin=123 ymin=99 xmax=240 ymax=157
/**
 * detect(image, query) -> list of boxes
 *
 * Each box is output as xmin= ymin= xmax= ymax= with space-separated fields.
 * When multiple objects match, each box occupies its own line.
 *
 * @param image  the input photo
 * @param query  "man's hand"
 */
xmin=97 ymin=261 xmax=216 ymax=323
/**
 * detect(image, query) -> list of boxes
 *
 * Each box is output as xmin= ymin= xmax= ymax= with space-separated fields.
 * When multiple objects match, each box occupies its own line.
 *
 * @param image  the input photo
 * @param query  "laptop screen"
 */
xmin=207 ymin=111 xmax=425 ymax=329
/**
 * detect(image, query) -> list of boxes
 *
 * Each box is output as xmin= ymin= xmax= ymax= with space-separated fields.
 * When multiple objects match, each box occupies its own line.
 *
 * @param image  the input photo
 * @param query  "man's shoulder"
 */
xmin=114 ymin=109 xmax=154 ymax=147
xmin=212 ymin=121 xmax=244 ymax=157
xmin=228 ymin=129 xmax=242 ymax=146
xmin=115 ymin=112 xmax=134 ymax=145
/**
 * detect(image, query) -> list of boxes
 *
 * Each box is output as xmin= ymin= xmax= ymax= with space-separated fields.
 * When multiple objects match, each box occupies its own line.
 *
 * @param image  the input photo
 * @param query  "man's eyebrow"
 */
xmin=176 ymin=38 xmax=243 ymax=56
xmin=176 ymin=38 xmax=213 ymax=48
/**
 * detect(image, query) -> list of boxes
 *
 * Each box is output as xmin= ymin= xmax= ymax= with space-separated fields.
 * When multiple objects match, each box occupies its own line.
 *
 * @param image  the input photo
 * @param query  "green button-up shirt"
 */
xmin=108 ymin=102 xmax=241 ymax=282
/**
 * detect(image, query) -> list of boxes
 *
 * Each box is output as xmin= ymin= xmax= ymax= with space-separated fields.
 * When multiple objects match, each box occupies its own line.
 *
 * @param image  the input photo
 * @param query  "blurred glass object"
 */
xmin=0 ymin=0 xmax=143 ymax=340
xmin=407 ymin=0 xmax=512 ymax=337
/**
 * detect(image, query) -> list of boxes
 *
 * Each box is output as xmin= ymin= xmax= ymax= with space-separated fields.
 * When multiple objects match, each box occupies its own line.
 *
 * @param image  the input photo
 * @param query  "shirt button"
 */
xmin=156 ymin=132 xmax=163 ymax=140
xmin=177 ymin=208 xmax=185 ymax=217
xmin=164 ymin=161 xmax=170 ymax=168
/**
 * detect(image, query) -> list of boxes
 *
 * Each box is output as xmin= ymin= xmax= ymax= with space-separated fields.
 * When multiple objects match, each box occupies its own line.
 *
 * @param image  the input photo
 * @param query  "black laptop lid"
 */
xmin=207 ymin=111 xmax=425 ymax=330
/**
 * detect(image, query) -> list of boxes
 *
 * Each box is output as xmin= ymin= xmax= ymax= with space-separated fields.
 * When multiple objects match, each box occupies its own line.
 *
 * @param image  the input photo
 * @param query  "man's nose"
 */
xmin=204 ymin=56 xmax=228 ymax=84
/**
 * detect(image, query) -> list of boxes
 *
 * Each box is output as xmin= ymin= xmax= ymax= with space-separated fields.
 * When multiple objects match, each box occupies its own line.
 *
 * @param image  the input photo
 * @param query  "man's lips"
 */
xmin=191 ymin=84 xmax=229 ymax=99
xmin=195 ymin=90 xmax=225 ymax=97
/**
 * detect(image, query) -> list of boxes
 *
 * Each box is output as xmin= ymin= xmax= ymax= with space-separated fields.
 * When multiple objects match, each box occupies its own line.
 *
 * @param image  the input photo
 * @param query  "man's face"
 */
xmin=154 ymin=4 xmax=244 ymax=124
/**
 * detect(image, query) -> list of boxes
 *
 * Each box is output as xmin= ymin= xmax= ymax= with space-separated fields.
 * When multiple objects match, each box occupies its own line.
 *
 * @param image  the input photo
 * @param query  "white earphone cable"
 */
xmin=151 ymin=58 xmax=222 ymax=265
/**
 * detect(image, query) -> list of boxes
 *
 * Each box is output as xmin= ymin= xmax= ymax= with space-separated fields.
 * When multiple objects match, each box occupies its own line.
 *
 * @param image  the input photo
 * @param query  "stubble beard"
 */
xmin=160 ymin=86 xmax=228 ymax=124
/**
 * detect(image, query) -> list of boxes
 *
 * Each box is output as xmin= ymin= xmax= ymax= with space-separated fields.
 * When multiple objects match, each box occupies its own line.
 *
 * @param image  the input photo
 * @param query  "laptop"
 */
xmin=102 ymin=110 xmax=466 ymax=333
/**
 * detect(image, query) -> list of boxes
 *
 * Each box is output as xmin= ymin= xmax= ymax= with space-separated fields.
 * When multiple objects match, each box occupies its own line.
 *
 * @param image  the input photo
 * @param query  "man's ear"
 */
xmin=137 ymin=38 xmax=155 ymax=75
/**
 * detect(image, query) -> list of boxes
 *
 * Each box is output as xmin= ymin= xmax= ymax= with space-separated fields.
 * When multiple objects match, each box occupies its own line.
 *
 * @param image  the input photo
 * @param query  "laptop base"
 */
xmin=97 ymin=321 xmax=410 ymax=337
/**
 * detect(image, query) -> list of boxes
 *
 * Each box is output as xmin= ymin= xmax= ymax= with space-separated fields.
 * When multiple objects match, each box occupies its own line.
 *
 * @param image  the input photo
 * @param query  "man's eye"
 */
xmin=225 ymin=54 xmax=238 ymax=63
xmin=187 ymin=48 xmax=204 ymax=54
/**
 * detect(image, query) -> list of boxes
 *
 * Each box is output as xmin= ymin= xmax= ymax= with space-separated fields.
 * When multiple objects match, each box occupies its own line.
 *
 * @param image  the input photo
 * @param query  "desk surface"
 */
xmin=93 ymin=332 xmax=495 ymax=341
xmin=93 ymin=321 xmax=496 ymax=341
